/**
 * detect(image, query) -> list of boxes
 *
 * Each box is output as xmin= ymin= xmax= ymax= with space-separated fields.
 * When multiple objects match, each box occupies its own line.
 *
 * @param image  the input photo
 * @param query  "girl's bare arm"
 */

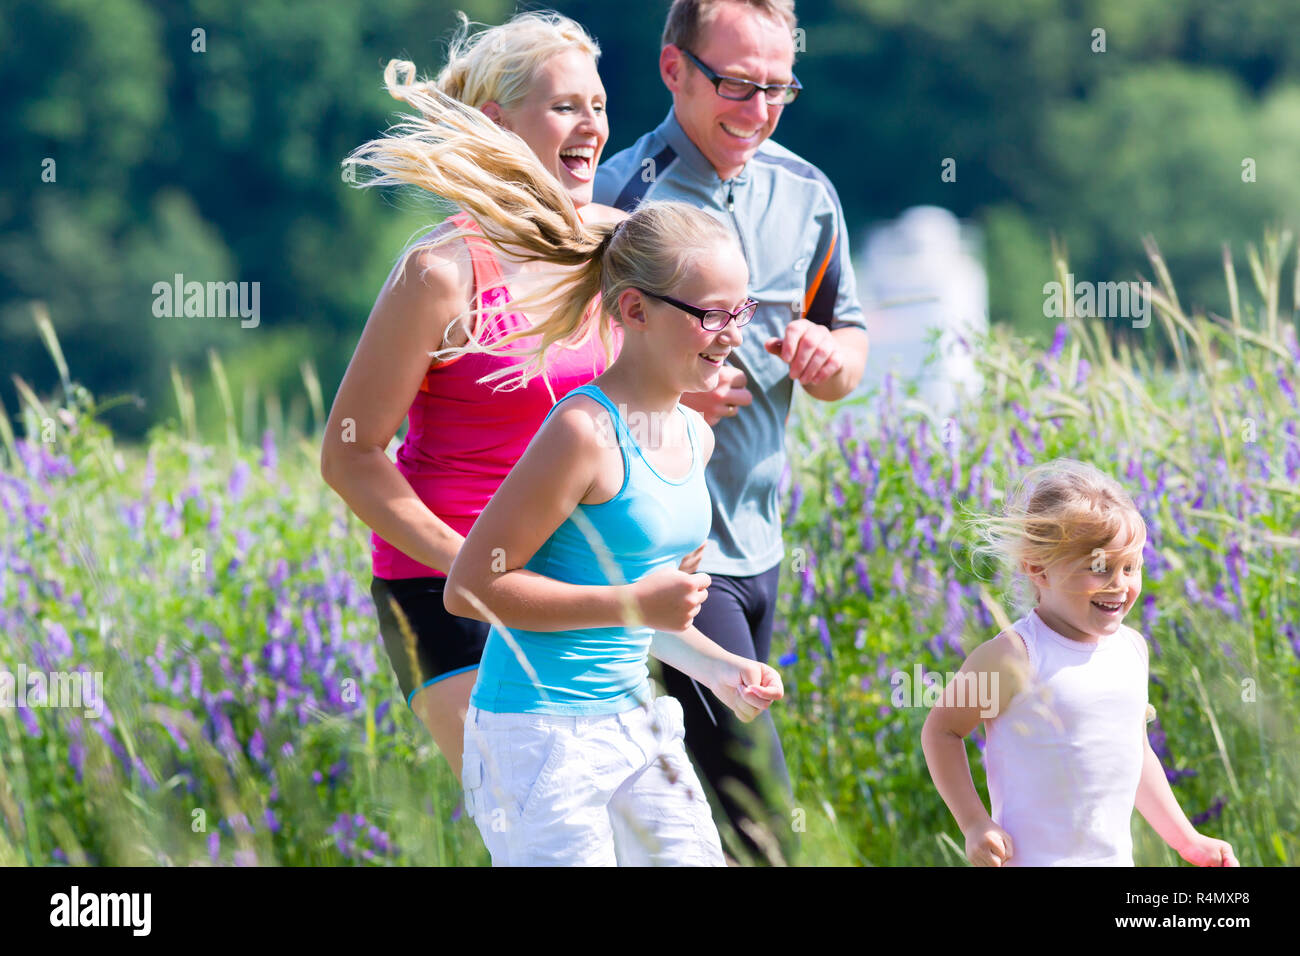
xmin=1134 ymin=738 xmax=1200 ymax=853
xmin=922 ymin=633 xmax=1027 ymax=862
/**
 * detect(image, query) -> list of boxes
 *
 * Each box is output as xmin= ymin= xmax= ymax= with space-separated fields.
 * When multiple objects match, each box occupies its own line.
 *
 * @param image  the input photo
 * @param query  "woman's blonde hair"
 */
xmin=343 ymin=60 xmax=739 ymax=391
xmin=411 ymin=10 xmax=601 ymax=110
xmin=972 ymin=459 xmax=1147 ymax=610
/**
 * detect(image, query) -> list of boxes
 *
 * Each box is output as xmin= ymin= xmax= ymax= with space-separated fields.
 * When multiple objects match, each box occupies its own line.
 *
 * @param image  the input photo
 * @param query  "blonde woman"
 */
xmin=320 ymin=12 xmax=626 ymax=780
xmin=343 ymin=62 xmax=785 ymax=865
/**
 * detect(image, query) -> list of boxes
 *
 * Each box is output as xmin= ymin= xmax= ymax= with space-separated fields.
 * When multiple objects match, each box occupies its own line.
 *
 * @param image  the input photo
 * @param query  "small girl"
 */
xmin=922 ymin=459 xmax=1238 ymax=867
xmin=346 ymin=73 xmax=783 ymax=865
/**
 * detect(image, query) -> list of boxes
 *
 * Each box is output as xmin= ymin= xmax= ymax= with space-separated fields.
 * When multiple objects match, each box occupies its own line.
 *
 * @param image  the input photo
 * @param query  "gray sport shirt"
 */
xmin=594 ymin=108 xmax=867 ymax=576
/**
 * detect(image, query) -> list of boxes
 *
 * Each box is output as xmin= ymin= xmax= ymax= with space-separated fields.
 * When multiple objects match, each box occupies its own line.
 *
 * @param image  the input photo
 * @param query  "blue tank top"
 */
xmin=470 ymin=383 xmax=712 ymax=715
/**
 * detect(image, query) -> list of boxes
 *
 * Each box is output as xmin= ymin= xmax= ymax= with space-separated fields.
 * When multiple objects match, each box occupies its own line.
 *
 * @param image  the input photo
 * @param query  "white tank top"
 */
xmin=984 ymin=608 xmax=1149 ymax=866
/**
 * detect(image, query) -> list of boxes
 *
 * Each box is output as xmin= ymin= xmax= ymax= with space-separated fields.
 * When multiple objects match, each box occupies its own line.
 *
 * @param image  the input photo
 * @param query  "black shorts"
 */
xmin=371 ymin=575 xmax=490 ymax=706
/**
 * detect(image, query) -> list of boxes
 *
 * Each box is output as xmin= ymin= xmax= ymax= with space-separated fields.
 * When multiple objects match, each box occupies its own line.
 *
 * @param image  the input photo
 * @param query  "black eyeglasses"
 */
xmin=680 ymin=48 xmax=802 ymax=105
xmin=638 ymin=288 xmax=758 ymax=331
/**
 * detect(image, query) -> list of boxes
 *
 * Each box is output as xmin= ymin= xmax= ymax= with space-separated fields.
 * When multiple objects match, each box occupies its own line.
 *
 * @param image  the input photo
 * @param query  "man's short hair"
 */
xmin=661 ymin=0 xmax=797 ymax=53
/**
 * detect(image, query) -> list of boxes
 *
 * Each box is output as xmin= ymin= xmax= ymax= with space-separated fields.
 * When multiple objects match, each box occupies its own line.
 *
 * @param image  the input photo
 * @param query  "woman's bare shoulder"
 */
xmin=391 ymin=219 xmax=475 ymax=297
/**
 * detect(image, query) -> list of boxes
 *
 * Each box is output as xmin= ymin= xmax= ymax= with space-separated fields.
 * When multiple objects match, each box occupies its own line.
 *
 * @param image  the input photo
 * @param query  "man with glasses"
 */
xmin=595 ymin=0 xmax=869 ymax=864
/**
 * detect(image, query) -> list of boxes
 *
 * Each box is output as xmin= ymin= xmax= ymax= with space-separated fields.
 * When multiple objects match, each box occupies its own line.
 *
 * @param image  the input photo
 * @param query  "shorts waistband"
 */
xmin=465 ymin=698 xmax=671 ymax=736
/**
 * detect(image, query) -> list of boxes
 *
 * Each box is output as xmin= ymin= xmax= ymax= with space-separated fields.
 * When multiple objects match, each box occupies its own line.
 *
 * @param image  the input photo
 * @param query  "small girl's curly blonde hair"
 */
xmin=972 ymin=458 xmax=1146 ymax=612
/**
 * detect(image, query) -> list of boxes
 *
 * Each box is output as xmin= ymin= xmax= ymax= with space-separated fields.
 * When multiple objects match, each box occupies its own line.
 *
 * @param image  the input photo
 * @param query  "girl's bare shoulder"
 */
xmin=682 ymin=405 xmax=715 ymax=464
xmin=963 ymin=629 xmax=1033 ymax=707
xmin=539 ymin=391 xmax=625 ymax=504
xmin=966 ymin=630 xmax=1028 ymax=670
xmin=537 ymin=392 xmax=619 ymax=459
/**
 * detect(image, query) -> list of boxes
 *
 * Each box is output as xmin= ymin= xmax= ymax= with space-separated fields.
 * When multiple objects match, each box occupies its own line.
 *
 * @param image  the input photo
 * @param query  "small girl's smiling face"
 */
xmin=1025 ymin=525 xmax=1146 ymax=643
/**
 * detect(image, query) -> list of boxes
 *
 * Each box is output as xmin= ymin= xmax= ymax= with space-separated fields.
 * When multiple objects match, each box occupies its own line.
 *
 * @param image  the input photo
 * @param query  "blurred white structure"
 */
xmin=850 ymin=206 xmax=988 ymax=418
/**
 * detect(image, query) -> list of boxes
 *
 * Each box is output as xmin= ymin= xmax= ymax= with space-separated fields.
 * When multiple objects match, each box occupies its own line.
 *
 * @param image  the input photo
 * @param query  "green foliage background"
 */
xmin=5 ymin=0 xmax=1300 ymax=436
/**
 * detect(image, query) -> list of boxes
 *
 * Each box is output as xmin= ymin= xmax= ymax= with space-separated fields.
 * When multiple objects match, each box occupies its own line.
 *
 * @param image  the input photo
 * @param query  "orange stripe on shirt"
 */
xmin=802 ymin=231 xmax=838 ymax=317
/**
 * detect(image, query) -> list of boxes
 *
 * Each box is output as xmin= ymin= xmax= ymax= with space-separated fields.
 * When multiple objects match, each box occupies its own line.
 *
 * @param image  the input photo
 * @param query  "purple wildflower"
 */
xmin=147 ymin=656 xmax=168 ymax=689
xmin=229 ymin=460 xmax=251 ymax=500
xmin=918 ymin=515 xmax=936 ymax=552
xmin=818 ymin=617 xmax=833 ymax=657
xmin=44 ymin=622 xmax=73 ymax=661
xmin=69 ymin=737 xmax=85 ymax=782
xmin=1278 ymin=369 xmax=1297 ymax=408
xmin=121 ymin=501 xmax=145 ymax=532
xmin=207 ymin=496 xmax=223 ymax=535
xmin=1190 ymin=797 xmax=1226 ymax=827
xmin=854 ymin=555 xmax=874 ymax=600
xmin=1047 ymin=324 xmax=1067 ymax=361
xmin=786 ymin=482 xmax=803 ymax=525
xmin=798 ymin=562 xmax=816 ymax=605
xmin=1225 ymin=542 xmax=1243 ymax=600
xmin=18 ymin=705 xmax=39 ymax=738
xmin=260 ymin=429 xmax=278 ymax=471
xmin=1009 ymin=428 xmax=1031 ymax=466
xmin=890 ymin=559 xmax=907 ymax=594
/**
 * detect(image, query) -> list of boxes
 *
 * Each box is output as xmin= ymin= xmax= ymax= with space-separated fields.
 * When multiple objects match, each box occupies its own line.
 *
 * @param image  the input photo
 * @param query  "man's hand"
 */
xmin=764 ymin=319 xmax=843 ymax=387
xmin=677 ymin=543 xmax=706 ymax=574
xmin=681 ymin=365 xmax=752 ymax=425
xmin=706 ymin=655 xmax=784 ymax=723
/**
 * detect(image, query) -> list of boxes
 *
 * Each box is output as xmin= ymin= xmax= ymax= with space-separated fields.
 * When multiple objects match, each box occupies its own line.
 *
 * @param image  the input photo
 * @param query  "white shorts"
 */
xmin=462 ymin=695 xmax=725 ymax=866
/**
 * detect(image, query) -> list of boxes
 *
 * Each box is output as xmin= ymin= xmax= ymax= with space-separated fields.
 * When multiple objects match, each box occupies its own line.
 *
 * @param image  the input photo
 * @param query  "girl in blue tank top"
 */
xmin=349 ymin=72 xmax=785 ymax=864
xmin=469 ymin=382 xmax=714 ymax=715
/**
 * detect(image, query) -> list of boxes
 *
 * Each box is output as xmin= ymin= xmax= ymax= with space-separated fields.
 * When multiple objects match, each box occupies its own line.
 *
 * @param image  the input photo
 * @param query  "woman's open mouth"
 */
xmin=559 ymin=146 xmax=596 ymax=182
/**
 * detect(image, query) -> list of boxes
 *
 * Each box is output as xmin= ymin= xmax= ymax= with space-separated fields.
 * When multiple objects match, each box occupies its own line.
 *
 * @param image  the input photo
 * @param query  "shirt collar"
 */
xmin=656 ymin=107 xmax=752 ymax=186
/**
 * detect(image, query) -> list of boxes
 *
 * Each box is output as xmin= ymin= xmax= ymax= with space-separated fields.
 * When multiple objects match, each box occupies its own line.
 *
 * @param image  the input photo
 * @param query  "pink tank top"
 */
xmin=984 ymin=608 xmax=1150 ymax=866
xmin=371 ymin=212 xmax=620 ymax=579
